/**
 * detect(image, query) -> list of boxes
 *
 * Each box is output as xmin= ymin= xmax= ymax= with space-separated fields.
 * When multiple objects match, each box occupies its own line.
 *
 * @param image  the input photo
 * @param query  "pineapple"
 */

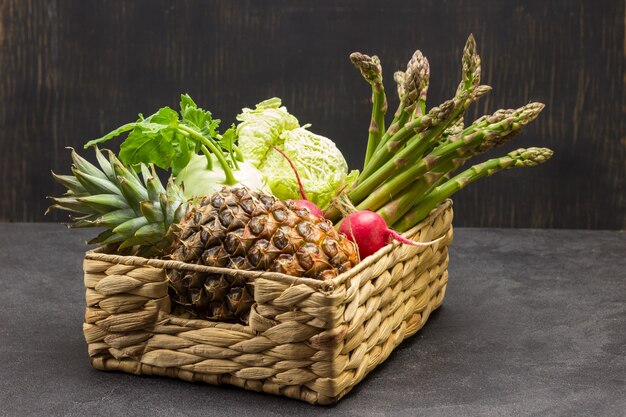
xmin=167 ymin=187 xmax=358 ymax=321
xmin=49 ymin=149 xmax=359 ymax=322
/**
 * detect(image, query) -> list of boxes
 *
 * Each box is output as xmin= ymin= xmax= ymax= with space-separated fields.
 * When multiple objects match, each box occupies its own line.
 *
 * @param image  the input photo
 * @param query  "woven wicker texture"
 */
xmin=82 ymin=201 xmax=453 ymax=405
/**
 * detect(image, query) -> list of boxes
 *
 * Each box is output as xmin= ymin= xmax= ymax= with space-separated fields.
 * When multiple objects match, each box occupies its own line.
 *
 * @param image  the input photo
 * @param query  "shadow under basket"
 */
xmin=82 ymin=200 xmax=453 ymax=405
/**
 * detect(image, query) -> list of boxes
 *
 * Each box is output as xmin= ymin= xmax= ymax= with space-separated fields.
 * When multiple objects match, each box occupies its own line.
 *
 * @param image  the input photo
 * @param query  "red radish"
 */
xmin=339 ymin=210 xmax=444 ymax=259
xmin=270 ymin=145 xmax=325 ymax=218
xmin=292 ymin=199 xmax=325 ymax=218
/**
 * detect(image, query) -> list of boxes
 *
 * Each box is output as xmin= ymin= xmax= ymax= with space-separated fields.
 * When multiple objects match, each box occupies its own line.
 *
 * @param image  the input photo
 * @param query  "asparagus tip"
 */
xmin=474 ymin=85 xmax=492 ymax=98
xmin=464 ymin=34 xmax=477 ymax=57
xmin=349 ymin=52 xmax=383 ymax=86
xmin=509 ymin=147 xmax=554 ymax=167
xmin=520 ymin=102 xmax=546 ymax=124
xmin=402 ymin=50 xmax=430 ymax=110
xmin=460 ymin=34 xmax=481 ymax=90
xmin=394 ymin=71 xmax=406 ymax=99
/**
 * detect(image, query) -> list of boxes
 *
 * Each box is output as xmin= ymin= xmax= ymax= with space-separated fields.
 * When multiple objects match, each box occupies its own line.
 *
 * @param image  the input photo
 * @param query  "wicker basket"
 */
xmin=82 ymin=200 xmax=453 ymax=405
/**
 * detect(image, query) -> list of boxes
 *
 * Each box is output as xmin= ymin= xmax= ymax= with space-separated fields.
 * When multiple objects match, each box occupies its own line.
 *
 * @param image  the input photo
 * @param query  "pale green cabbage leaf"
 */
xmin=236 ymin=98 xmax=299 ymax=166
xmin=236 ymin=98 xmax=353 ymax=209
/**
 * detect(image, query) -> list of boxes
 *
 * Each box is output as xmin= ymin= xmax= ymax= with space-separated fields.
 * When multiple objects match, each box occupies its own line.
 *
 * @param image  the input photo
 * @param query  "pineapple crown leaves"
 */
xmin=47 ymin=147 xmax=190 ymax=251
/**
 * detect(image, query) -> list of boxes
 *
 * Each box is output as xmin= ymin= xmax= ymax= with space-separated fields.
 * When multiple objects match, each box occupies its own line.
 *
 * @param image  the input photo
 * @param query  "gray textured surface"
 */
xmin=0 ymin=224 xmax=624 ymax=417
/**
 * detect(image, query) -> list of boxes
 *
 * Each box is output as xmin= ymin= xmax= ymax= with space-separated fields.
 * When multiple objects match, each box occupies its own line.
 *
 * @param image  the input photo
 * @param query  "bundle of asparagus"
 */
xmin=324 ymin=35 xmax=552 ymax=232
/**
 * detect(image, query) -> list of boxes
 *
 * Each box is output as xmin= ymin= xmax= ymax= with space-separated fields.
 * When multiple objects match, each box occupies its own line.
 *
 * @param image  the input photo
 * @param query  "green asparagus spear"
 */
xmin=350 ymin=52 xmax=387 ymax=167
xmin=356 ymin=35 xmax=483 ymax=187
xmin=353 ymin=102 xmax=544 ymax=212
xmin=393 ymin=147 xmax=554 ymax=232
xmin=361 ymin=84 xmax=491 ymax=181
xmin=377 ymin=50 xmax=430 ymax=149
xmin=376 ymin=112 xmax=523 ymax=226
xmin=444 ymin=116 xmax=465 ymax=138
xmin=325 ymin=35 xmax=551 ymax=227
xmin=394 ymin=71 xmax=406 ymax=102
xmin=403 ymin=50 xmax=430 ymax=118
xmin=458 ymin=34 xmax=481 ymax=93
xmin=376 ymin=156 xmax=463 ymax=226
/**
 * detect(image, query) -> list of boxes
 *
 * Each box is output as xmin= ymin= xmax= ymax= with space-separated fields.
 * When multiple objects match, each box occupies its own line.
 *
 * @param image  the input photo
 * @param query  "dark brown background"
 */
xmin=1 ymin=0 xmax=624 ymax=229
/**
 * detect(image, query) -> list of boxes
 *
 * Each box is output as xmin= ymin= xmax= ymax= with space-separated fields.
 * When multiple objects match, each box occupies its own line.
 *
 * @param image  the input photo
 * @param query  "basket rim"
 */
xmin=85 ymin=200 xmax=452 ymax=293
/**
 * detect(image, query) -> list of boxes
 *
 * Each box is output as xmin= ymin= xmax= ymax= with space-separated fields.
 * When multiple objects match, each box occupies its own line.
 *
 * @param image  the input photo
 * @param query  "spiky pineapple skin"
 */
xmin=167 ymin=187 xmax=359 ymax=323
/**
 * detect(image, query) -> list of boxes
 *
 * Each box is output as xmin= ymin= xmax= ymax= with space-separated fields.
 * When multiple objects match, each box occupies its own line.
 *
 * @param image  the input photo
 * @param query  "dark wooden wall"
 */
xmin=1 ymin=0 xmax=624 ymax=229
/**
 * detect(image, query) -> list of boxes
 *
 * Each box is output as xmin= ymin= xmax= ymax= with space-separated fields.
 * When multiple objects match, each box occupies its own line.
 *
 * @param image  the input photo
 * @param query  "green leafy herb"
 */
xmin=179 ymin=94 xmax=220 ymax=139
xmin=84 ymin=94 xmax=226 ymax=178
